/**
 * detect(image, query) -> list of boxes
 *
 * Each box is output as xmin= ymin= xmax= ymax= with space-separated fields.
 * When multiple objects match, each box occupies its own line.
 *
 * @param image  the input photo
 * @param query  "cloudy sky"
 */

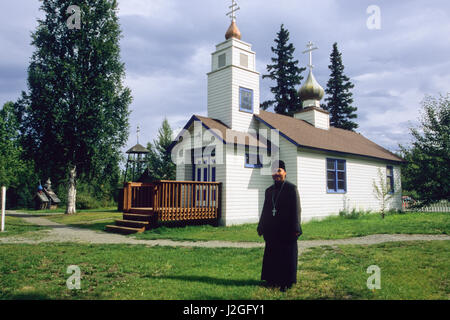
xmin=1 ymin=0 xmax=449 ymax=154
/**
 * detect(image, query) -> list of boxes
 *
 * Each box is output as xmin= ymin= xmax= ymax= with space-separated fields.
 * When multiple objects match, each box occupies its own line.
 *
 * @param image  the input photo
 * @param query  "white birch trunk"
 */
xmin=66 ymin=166 xmax=77 ymax=214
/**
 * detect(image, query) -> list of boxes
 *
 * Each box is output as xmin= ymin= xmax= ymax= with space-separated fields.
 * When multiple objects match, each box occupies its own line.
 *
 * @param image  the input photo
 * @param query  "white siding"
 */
xmin=231 ymin=48 xmax=255 ymax=71
xmin=230 ymin=66 xmax=260 ymax=131
xmin=222 ymin=144 xmax=272 ymax=225
xmin=294 ymin=109 xmax=330 ymax=130
xmin=294 ymin=110 xmax=314 ymax=124
xmin=297 ymin=149 xmax=403 ymax=221
xmin=176 ymin=164 xmax=185 ymax=181
xmin=173 ymin=117 xmax=403 ymax=226
xmin=175 ymin=164 xmax=193 ymax=181
xmin=207 ymin=37 xmax=260 ymax=133
xmin=212 ymin=51 xmax=230 ymax=71
xmin=314 ymin=111 xmax=330 ymax=130
xmin=207 ymin=67 xmax=232 ymax=127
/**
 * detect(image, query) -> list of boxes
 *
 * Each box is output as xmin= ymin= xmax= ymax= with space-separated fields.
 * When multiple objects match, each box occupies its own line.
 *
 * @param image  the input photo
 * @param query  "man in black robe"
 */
xmin=257 ymin=160 xmax=302 ymax=291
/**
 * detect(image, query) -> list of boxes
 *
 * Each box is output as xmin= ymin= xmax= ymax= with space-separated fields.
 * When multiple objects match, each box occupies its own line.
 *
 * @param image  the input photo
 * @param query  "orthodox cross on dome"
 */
xmin=226 ymin=0 xmax=240 ymax=22
xmin=302 ymin=41 xmax=319 ymax=70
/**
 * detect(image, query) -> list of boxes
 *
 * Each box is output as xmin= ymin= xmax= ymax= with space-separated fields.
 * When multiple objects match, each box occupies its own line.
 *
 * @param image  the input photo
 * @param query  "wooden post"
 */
xmin=217 ymin=183 xmax=222 ymax=225
xmin=1 ymin=186 xmax=6 ymax=232
xmin=124 ymin=182 xmax=132 ymax=212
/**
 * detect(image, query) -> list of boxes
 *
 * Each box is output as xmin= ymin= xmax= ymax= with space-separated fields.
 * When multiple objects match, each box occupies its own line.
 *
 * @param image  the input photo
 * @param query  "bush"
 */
xmin=56 ymin=179 xmax=117 ymax=210
xmin=339 ymin=208 xmax=370 ymax=219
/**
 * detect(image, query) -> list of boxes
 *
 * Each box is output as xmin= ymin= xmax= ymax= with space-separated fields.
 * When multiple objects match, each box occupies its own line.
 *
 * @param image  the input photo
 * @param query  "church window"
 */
xmin=239 ymin=87 xmax=253 ymax=113
xmin=240 ymin=53 xmax=248 ymax=68
xmin=326 ymin=158 xmax=346 ymax=193
xmin=386 ymin=165 xmax=394 ymax=193
xmin=211 ymin=167 xmax=216 ymax=182
xmin=245 ymin=145 xmax=263 ymax=168
xmin=218 ymin=53 xmax=226 ymax=68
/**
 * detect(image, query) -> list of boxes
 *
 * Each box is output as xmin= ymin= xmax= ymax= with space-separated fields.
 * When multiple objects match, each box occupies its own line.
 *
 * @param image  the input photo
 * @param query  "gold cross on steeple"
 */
xmin=226 ymin=0 xmax=240 ymax=22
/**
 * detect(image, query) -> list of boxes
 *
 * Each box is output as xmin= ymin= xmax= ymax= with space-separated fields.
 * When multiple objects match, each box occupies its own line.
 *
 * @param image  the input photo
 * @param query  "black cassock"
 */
xmin=257 ymin=180 xmax=302 ymax=287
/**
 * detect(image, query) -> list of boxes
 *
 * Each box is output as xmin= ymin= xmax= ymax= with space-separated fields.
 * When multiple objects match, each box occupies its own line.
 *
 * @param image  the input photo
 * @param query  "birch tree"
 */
xmin=373 ymin=168 xmax=394 ymax=219
xmin=15 ymin=0 xmax=131 ymax=214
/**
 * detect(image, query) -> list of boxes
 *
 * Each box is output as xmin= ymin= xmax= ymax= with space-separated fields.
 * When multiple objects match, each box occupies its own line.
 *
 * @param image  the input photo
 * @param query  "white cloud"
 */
xmin=117 ymin=0 xmax=178 ymax=21
xmin=2 ymin=0 xmax=450 ymax=153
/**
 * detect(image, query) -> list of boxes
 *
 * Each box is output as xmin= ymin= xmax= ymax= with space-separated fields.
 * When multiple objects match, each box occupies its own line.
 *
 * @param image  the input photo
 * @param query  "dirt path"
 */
xmin=1 ymin=211 xmax=449 ymax=250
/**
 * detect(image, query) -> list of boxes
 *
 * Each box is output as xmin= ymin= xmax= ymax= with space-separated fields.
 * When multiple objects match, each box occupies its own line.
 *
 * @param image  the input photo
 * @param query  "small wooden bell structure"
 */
xmin=123 ymin=126 xmax=149 ymax=182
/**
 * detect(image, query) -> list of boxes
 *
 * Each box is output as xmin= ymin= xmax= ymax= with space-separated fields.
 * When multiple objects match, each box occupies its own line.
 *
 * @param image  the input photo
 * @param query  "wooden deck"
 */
xmin=106 ymin=180 xmax=222 ymax=234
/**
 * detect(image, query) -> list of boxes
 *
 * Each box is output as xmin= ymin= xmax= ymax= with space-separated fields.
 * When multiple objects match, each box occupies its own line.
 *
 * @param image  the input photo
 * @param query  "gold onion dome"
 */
xmin=298 ymin=69 xmax=325 ymax=101
xmin=225 ymin=21 xmax=241 ymax=40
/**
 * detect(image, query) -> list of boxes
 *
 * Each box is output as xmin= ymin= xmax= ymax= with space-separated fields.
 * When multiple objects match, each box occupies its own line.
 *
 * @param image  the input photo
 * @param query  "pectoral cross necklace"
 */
xmin=272 ymin=181 xmax=286 ymax=216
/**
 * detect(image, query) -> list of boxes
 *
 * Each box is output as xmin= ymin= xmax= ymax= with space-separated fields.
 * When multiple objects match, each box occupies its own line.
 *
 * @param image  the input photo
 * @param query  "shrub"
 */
xmin=339 ymin=208 xmax=366 ymax=219
xmin=56 ymin=179 xmax=117 ymax=210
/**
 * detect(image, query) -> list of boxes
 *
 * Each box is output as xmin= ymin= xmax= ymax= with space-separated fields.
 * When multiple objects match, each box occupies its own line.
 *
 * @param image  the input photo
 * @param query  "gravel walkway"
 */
xmin=1 ymin=211 xmax=449 ymax=250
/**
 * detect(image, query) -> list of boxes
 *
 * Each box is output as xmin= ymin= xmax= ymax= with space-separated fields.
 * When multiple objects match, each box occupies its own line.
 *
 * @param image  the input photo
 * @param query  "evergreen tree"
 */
xmin=15 ymin=0 xmax=132 ymax=213
xmin=261 ymin=24 xmax=305 ymax=116
xmin=0 ymin=102 xmax=33 ymax=188
xmin=399 ymin=94 xmax=449 ymax=205
xmin=323 ymin=43 xmax=358 ymax=130
xmin=146 ymin=118 xmax=176 ymax=181
xmin=0 ymin=102 xmax=37 ymax=208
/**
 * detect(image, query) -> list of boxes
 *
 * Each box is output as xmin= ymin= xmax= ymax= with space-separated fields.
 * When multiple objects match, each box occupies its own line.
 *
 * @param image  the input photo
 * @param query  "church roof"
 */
xmin=168 ymin=115 xmax=268 ymax=152
xmin=195 ymin=115 xmax=268 ymax=148
xmin=126 ymin=143 xmax=149 ymax=154
xmin=255 ymin=110 xmax=404 ymax=163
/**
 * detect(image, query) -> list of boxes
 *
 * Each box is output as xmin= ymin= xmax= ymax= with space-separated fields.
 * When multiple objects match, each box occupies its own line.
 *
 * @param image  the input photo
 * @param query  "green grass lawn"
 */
xmin=17 ymin=207 xmax=118 ymax=215
xmin=131 ymin=211 xmax=449 ymax=242
xmin=44 ymin=209 xmax=122 ymax=232
xmin=9 ymin=208 xmax=121 ymax=232
xmin=0 ymin=240 xmax=448 ymax=300
xmin=0 ymin=216 xmax=50 ymax=238
xmin=11 ymin=209 xmax=448 ymax=242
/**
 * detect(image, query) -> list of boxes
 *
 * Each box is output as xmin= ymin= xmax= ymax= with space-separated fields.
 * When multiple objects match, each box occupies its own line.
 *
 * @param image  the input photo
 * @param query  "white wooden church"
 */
xmin=168 ymin=6 xmax=404 ymax=226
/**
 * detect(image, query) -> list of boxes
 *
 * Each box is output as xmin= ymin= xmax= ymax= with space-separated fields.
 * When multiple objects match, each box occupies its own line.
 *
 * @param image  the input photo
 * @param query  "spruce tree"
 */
xmin=146 ymin=119 xmax=176 ymax=181
xmin=15 ymin=0 xmax=132 ymax=213
xmin=261 ymin=24 xmax=305 ymax=116
xmin=0 ymin=102 xmax=30 ymax=188
xmin=323 ymin=43 xmax=358 ymax=131
xmin=400 ymin=94 xmax=450 ymax=205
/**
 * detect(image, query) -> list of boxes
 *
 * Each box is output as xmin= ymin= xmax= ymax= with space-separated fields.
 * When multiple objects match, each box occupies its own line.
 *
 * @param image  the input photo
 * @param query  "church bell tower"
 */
xmin=207 ymin=0 xmax=260 ymax=132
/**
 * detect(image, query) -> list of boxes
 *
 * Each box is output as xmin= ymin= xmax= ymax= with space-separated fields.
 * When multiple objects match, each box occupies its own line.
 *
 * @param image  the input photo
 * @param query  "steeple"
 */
xmin=295 ymin=41 xmax=330 ymax=130
xmin=225 ymin=21 xmax=241 ymax=40
xmin=225 ymin=0 xmax=241 ymax=40
xmin=298 ymin=41 xmax=325 ymax=108
xmin=207 ymin=0 xmax=260 ymax=131
xmin=298 ymin=69 xmax=325 ymax=106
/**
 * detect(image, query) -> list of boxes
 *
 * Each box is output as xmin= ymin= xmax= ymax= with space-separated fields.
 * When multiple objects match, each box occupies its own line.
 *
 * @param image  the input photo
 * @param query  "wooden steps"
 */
xmin=105 ymin=211 xmax=155 ymax=235
xmin=105 ymin=224 xmax=145 ymax=234
xmin=123 ymin=213 xmax=153 ymax=221
xmin=115 ymin=219 xmax=149 ymax=229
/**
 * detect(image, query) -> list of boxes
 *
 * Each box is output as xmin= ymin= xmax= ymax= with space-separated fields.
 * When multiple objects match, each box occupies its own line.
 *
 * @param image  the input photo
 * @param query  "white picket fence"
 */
xmin=404 ymin=199 xmax=450 ymax=213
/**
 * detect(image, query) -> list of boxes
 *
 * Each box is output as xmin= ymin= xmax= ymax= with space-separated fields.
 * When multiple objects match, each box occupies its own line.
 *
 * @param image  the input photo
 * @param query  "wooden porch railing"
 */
xmin=122 ymin=180 xmax=222 ymax=223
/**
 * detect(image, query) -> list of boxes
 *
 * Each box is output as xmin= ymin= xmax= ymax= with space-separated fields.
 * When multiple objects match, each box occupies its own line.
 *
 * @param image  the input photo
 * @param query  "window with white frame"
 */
xmin=245 ymin=145 xmax=262 ymax=168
